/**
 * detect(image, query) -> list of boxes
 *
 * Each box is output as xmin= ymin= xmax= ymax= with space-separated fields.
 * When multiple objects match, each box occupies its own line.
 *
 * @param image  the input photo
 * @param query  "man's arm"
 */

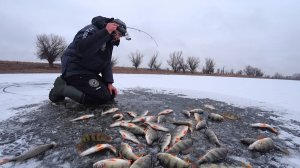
xmin=74 ymin=23 xmax=119 ymax=56
xmin=74 ymin=27 xmax=110 ymax=56
xmin=102 ymin=61 xmax=114 ymax=84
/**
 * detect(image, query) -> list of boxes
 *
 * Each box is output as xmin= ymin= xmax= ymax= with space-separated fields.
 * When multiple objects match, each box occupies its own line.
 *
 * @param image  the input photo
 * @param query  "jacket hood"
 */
xmin=92 ymin=16 xmax=121 ymax=46
xmin=91 ymin=16 xmax=113 ymax=29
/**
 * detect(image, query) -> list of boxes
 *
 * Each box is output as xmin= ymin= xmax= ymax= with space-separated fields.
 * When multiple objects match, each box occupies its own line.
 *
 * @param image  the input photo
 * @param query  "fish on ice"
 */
xmin=196 ymin=147 xmax=228 ymax=165
xmin=119 ymin=130 xmax=141 ymax=144
xmin=101 ymin=107 xmax=119 ymax=116
xmin=158 ymin=109 xmax=174 ymax=116
xmin=0 ymin=142 xmax=57 ymax=165
xmin=70 ymin=114 xmax=95 ymax=122
xmin=93 ymin=158 xmax=131 ymax=168
xmin=79 ymin=144 xmax=117 ymax=156
xmin=119 ymin=142 xmax=140 ymax=161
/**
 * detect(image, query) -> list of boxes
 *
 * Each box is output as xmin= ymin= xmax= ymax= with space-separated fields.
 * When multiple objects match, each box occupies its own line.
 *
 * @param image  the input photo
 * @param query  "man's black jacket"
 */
xmin=61 ymin=16 xmax=115 ymax=84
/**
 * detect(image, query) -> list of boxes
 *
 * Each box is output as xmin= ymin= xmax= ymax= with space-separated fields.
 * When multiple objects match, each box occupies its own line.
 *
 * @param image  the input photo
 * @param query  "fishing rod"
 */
xmin=126 ymin=27 xmax=159 ymax=47
xmin=112 ymin=19 xmax=158 ymax=47
xmin=115 ymin=25 xmax=158 ymax=47
xmin=111 ymin=19 xmax=158 ymax=47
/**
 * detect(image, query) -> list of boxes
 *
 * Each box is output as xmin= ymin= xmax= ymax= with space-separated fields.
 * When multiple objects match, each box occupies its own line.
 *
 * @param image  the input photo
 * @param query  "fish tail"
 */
xmin=275 ymin=145 xmax=289 ymax=155
xmin=0 ymin=158 xmax=11 ymax=165
xmin=196 ymin=158 xmax=204 ymax=165
xmin=223 ymin=115 xmax=229 ymax=120
xmin=109 ymin=146 xmax=117 ymax=155
xmin=76 ymin=143 xmax=85 ymax=153
xmin=270 ymin=128 xmax=279 ymax=135
xmin=216 ymin=141 xmax=222 ymax=147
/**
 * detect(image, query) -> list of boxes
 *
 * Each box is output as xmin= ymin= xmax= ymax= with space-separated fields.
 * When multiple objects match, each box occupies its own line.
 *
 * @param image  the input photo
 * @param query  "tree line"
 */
xmin=35 ymin=34 xmax=300 ymax=80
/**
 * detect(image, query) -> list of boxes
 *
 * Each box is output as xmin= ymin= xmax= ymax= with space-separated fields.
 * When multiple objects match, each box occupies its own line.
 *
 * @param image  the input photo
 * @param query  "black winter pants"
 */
xmin=64 ymin=74 xmax=114 ymax=105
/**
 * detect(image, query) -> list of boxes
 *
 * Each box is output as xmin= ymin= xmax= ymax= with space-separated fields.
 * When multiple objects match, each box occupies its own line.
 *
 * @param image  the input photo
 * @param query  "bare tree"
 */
xmin=178 ymin=56 xmax=188 ymax=73
xmin=273 ymin=72 xmax=284 ymax=79
xmin=167 ymin=51 xmax=182 ymax=72
xmin=111 ymin=56 xmax=118 ymax=67
xmin=265 ymin=75 xmax=271 ymax=78
xmin=129 ymin=50 xmax=144 ymax=70
xmin=255 ymin=69 xmax=264 ymax=77
xmin=292 ymin=73 xmax=300 ymax=80
xmin=148 ymin=52 xmax=158 ymax=71
xmin=221 ymin=67 xmax=225 ymax=74
xmin=243 ymin=65 xmax=264 ymax=77
xmin=203 ymin=58 xmax=215 ymax=74
xmin=244 ymin=65 xmax=255 ymax=76
xmin=186 ymin=56 xmax=200 ymax=73
xmin=153 ymin=62 xmax=162 ymax=70
xmin=236 ymin=70 xmax=243 ymax=75
xmin=36 ymin=34 xmax=67 ymax=67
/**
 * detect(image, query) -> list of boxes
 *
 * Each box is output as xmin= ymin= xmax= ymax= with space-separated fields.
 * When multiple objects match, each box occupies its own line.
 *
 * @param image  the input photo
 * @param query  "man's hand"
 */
xmin=106 ymin=23 xmax=119 ymax=34
xmin=107 ymin=84 xmax=118 ymax=97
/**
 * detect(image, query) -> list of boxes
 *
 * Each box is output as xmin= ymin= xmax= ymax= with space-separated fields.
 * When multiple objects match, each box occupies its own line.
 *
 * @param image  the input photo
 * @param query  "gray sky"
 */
xmin=1 ymin=0 xmax=300 ymax=75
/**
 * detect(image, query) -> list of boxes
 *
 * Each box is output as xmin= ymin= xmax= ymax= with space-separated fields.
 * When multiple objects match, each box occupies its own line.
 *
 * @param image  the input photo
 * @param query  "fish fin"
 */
xmin=188 ymin=127 xmax=193 ymax=133
xmin=175 ymin=137 xmax=181 ymax=143
xmin=0 ymin=158 xmax=11 ymax=165
xmin=241 ymin=162 xmax=253 ymax=168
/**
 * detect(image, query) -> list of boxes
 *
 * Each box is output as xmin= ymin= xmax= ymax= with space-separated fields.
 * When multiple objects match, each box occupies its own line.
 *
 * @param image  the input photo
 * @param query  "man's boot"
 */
xmin=49 ymin=76 xmax=66 ymax=102
xmin=49 ymin=76 xmax=84 ymax=103
xmin=49 ymin=88 xmax=65 ymax=102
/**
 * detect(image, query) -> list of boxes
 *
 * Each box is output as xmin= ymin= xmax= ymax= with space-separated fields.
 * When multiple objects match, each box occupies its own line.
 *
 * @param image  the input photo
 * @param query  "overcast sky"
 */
xmin=0 ymin=0 xmax=299 ymax=75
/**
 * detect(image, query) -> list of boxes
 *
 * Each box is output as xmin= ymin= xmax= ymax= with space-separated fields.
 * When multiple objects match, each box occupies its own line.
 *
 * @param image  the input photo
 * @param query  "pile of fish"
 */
xmin=70 ymin=107 xmax=227 ymax=167
xmin=0 ymin=104 xmax=287 ymax=167
xmin=69 ymin=105 xmax=286 ymax=168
